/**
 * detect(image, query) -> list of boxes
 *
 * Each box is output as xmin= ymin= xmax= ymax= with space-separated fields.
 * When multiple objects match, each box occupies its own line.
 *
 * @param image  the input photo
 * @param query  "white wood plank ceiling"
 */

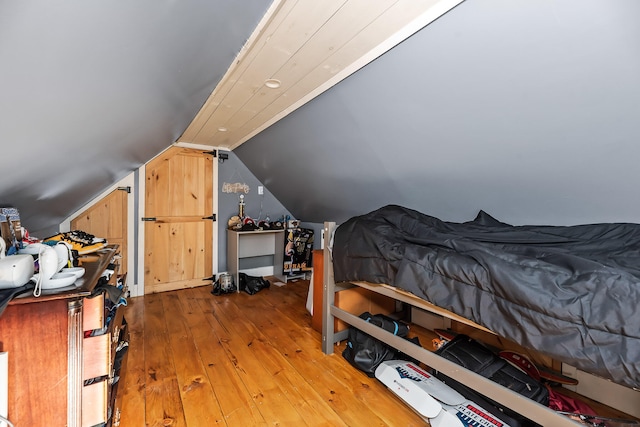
xmin=178 ymin=0 xmax=463 ymax=150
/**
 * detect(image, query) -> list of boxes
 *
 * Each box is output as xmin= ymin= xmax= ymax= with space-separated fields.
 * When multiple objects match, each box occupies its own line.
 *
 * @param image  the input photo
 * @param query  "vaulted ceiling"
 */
xmin=0 ymin=0 xmax=269 ymax=234
xmin=0 ymin=0 xmax=460 ymax=234
xmin=178 ymin=0 xmax=462 ymax=149
xmin=235 ymin=0 xmax=640 ymax=226
xmin=2 ymin=0 xmax=640 ymax=236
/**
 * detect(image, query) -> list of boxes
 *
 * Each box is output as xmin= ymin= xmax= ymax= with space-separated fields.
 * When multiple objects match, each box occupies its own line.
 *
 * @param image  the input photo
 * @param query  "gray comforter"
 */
xmin=332 ymin=205 xmax=640 ymax=389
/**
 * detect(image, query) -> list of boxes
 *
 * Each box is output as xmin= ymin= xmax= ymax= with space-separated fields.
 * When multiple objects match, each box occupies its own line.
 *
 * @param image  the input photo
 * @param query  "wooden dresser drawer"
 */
xmin=83 ymin=333 xmax=111 ymax=380
xmin=83 ymin=294 xmax=105 ymax=331
xmin=82 ymin=379 xmax=108 ymax=427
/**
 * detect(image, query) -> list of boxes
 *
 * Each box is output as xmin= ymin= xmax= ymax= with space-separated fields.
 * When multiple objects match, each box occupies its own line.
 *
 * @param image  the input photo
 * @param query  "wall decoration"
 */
xmin=222 ymin=182 xmax=250 ymax=194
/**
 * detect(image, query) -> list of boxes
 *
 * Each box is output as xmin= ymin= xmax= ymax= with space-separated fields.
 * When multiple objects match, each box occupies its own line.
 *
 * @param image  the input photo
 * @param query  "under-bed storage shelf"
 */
xmin=321 ymin=221 xmax=583 ymax=427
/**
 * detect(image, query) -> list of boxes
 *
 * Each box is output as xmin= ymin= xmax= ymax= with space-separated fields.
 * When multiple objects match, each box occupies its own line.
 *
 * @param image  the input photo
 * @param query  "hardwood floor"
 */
xmin=118 ymin=280 xmax=428 ymax=426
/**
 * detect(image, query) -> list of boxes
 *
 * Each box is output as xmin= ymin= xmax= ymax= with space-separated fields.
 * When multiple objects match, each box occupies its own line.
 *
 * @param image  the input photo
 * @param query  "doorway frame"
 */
xmin=136 ymin=142 xmax=220 ymax=295
xmin=61 ymin=142 xmax=220 ymax=297
xmin=61 ymin=172 xmax=136 ymax=294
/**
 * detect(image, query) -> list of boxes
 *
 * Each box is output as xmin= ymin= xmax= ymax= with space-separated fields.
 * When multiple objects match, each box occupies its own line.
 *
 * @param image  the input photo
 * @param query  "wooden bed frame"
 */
xmin=321 ymin=221 xmax=581 ymax=426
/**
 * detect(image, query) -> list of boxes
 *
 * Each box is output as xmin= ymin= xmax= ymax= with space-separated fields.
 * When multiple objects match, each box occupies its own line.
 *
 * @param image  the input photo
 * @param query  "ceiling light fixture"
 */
xmin=264 ymin=78 xmax=281 ymax=89
xmin=218 ymin=127 xmax=228 ymax=132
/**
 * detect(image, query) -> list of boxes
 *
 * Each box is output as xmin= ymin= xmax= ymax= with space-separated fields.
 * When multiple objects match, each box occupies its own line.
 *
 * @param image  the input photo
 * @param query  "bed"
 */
xmin=321 ymin=205 xmax=640 ymax=426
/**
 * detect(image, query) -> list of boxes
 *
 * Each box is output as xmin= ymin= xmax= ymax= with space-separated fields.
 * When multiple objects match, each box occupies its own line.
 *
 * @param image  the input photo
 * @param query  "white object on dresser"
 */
xmin=0 ymin=239 xmax=34 ymax=289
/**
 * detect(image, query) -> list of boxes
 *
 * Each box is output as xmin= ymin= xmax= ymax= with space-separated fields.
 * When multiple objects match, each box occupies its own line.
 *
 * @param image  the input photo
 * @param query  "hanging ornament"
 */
xmin=222 ymin=182 xmax=250 ymax=194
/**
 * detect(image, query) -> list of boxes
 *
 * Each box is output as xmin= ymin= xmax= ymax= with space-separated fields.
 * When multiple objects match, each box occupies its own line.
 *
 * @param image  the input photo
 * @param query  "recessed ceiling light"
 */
xmin=218 ymin=127 xmax=228 ymax=132
xmin=264 ymin=79 xmax=281 ymax=89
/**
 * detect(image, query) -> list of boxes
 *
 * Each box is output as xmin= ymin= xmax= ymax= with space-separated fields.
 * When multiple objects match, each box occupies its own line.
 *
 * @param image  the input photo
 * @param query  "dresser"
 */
xmin=0 ymin=246 xmax=128 ymax=427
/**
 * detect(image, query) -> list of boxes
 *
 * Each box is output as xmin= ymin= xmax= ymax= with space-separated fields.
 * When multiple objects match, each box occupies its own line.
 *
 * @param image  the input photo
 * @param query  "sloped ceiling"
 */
xmin=236 ymin=0 xmax=640 ymax=226
xmin=2 ymin=0 xmax=640 ymax=237
xmin=178 ymin=0 xmax=463 ymax=149
xmin=0 ymin=0 xmax=270 ymax=235
xmin=0 ymin=0 xmax=461 ymax=236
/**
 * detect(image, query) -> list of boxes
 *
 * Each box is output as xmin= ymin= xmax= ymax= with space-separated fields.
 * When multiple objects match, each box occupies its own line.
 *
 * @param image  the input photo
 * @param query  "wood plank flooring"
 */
xmin=118 ymin=280 xmax=428 ymax=426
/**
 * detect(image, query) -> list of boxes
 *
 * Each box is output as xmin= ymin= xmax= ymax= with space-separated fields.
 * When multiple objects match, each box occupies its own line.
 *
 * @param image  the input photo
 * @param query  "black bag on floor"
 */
xmin=238 ymin=272 xmax=270 ymax=295
xmin=342 ymin=312 xmax=419 ymax=377
xmin=432 ymin=334 xmax=548 ymax=427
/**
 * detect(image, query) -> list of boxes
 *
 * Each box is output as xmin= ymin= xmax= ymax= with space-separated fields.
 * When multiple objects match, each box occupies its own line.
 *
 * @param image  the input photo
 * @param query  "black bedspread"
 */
xmin=332 ymin=205 xmax=640 ymax=389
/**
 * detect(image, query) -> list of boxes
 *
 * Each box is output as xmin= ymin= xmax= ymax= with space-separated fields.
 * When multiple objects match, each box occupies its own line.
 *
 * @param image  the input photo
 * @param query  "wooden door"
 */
xmin=71 ymin=187 xmax=128 ymax=277
xmin=144 ymin=147 xmax=214 ymax=293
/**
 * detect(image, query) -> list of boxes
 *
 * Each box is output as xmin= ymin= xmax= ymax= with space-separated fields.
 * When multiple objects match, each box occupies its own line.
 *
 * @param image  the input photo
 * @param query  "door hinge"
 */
xmin=204 ymin=150 xmax=217 ymax=157
xmin=117 ymin=186 xmax=131 ymax=193
xmin=141 ymin=217 xmax=157 ymax=222
xmin=203 ymin=276 xmax=215 ymax=282
xmin=202 ymin=214 xmax=217 ymax=221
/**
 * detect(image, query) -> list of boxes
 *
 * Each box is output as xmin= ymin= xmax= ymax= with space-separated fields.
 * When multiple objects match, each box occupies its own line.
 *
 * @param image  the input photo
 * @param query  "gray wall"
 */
xmin=3 ymin=0 xmax=640 ymax=253
xmin=0 ymin=0 xmax=270 ymax=236
xmin=236 ymin=0 xmax=640 ymax=228
xmin=217 ymin=151 xmax=291 ymax=271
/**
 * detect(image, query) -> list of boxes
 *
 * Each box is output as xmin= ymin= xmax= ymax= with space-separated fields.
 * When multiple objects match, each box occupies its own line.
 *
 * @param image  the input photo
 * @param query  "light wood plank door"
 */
xmin=144 ymin=146 xmax=214 ymax=293
xmin=71 ymin=187 xmax=128 ymax=276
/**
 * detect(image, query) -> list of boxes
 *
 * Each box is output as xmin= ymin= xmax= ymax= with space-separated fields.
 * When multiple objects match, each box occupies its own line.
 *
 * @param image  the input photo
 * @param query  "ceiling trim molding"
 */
xmin=174 ymin=142 xmax=228 ymax=152
xmin=178 ymin=0 xmax=287 ymax=143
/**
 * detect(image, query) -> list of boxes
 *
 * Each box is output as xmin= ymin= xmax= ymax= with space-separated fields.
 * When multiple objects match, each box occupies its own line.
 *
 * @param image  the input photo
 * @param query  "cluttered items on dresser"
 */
xmin=0 ymin=206 xmax=107 ymax=308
